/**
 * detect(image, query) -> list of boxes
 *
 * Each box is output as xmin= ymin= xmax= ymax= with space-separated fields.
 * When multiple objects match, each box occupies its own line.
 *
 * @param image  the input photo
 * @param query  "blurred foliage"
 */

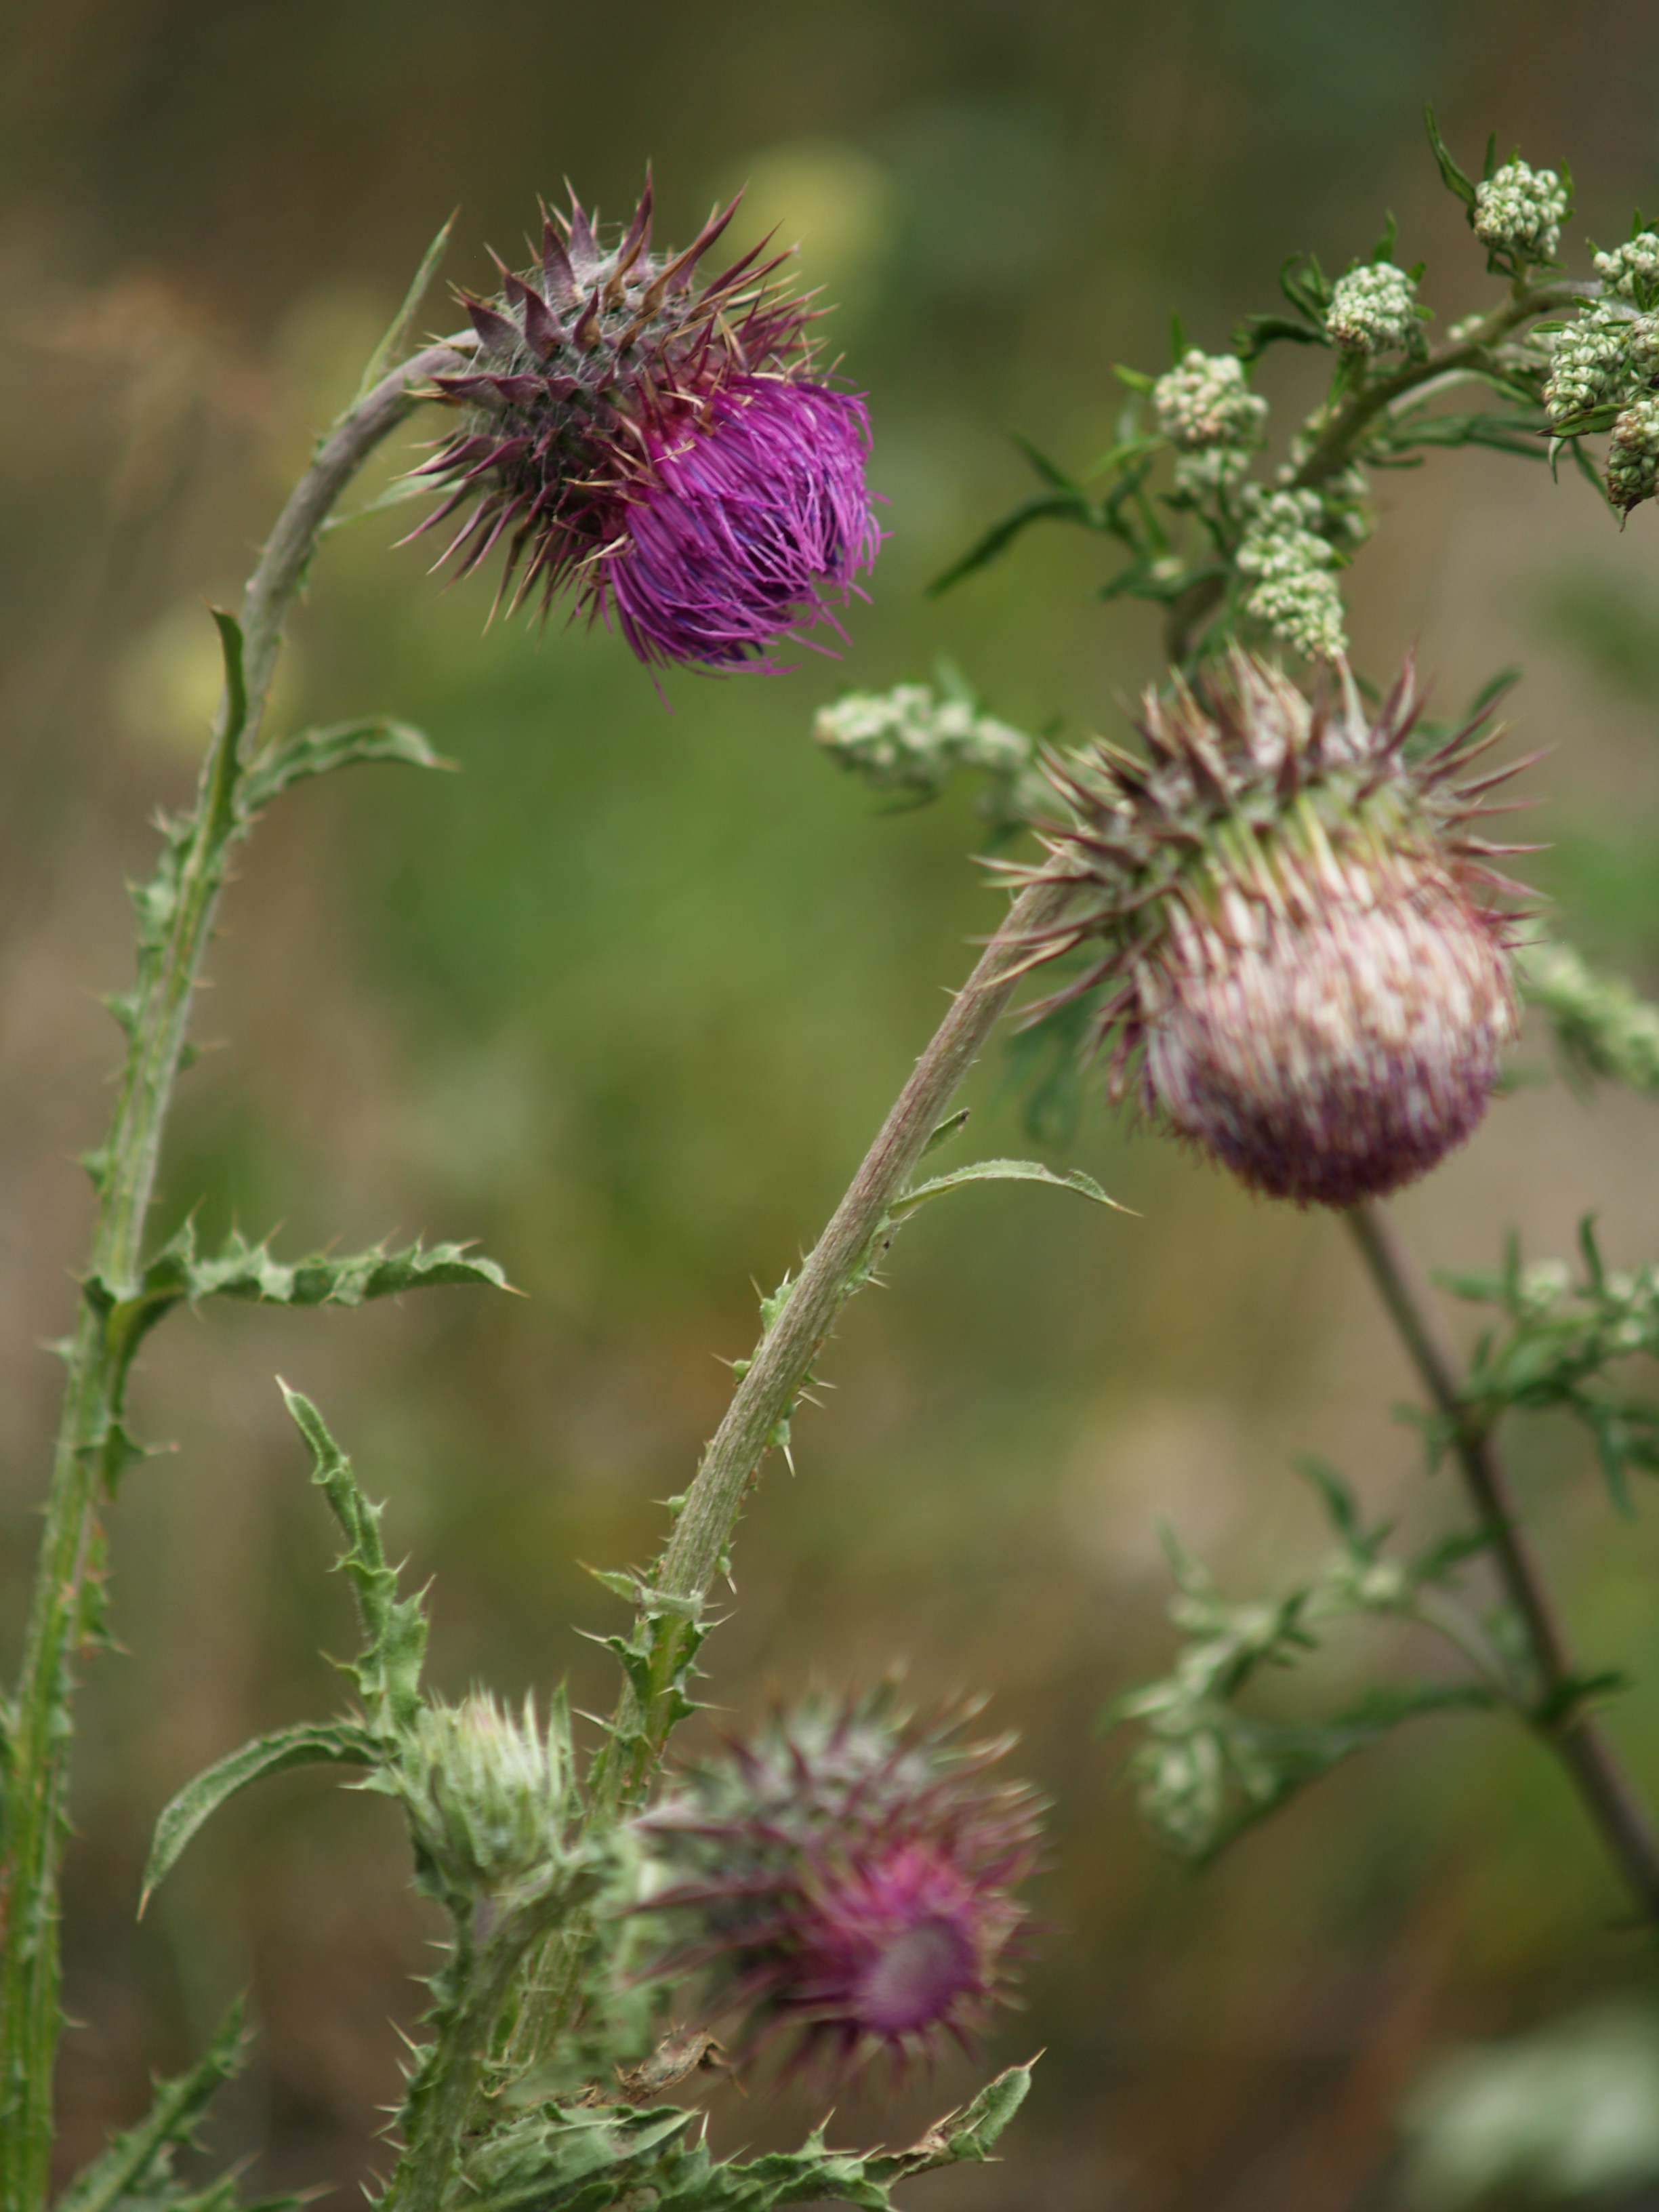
xmin=7 ymin=5 xmax=1659 ymax=2211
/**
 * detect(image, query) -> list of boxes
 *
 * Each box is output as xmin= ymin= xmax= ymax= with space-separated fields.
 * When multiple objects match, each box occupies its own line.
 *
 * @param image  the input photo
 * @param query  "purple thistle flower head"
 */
xmin=1004 ymin=650 xmax=1532 ymax=1208
xmin=406 ymin=177 xmax=881 ymax=671
xmin=636 ymin=1685 xmax=1042 ymax=2080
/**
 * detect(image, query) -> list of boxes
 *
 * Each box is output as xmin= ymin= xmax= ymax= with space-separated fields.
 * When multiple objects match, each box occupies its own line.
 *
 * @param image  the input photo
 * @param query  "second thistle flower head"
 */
xmin=1010 ymin=653 xmax=1531 ymax=1208
xmin=409 ymin=179 xmax=880 ymax=670
xmin=636 ymin=1685 xmax=1042 ymax=2078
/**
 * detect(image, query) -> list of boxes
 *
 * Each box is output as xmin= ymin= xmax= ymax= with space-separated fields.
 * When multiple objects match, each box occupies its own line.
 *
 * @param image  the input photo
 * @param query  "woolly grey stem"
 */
xmin=1345 ymin=1197 xmax=1659 ymax=1923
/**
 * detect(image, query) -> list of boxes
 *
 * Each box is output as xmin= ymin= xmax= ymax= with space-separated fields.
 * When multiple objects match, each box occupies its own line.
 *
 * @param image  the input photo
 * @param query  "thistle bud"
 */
xmin=402 ymin=1692 xmax=573 ymax=1898
xmin=636 ymin=1686 xmax=1042 ymax=2077
xmin=408 ymin=180 xmax=880 ymax=670
xmin=1009 ymin=652 xmax=1530 ymax=1208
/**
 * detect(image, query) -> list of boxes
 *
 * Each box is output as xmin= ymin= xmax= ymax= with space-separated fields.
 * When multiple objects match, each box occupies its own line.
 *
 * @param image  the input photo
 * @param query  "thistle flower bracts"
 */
xmin=636 ymin=1687 xmax=1042 ymax=2077
xmin=409 ymin=180 xmax=880 ymax=669
xmin=1008 ymin=653 xmax=1532 ymax=1208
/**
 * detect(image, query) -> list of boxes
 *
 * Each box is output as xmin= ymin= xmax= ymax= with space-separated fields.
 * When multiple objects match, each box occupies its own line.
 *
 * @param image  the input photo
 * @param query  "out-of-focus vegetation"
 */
xmin=6 ymin=4 xmax=1659 ymax=2207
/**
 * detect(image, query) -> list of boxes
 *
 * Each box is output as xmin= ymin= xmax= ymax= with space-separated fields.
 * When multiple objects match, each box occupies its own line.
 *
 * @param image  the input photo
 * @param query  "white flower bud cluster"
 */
xmin=1606 ymin=396 xmax=1659 ymax=511
xmin=1324 ymin=263 xmax=1418 ymax=354
xmin=1473 ymin=161 xmax=1570 ymax=262
xmin=1593 ymin=232 xmax=1659 ymax=302
xmin=1236 ymin=488 xmax=1347 ymax=661
xmin=1542 ymin=301 xmax=1636 ymax=423
xmin=1153 ymin=350 xmax=1269 ymax=451
xmin=1172 ymin=445 xmax=1256 ymax=497
xmin=814 ymin=684 xmax=1033 ymax=796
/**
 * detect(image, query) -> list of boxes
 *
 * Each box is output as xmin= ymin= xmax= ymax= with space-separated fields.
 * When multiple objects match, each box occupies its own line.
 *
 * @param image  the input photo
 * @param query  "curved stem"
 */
xmin=1345 ymin=1199 xmax=1659 ymax=1923
xmin=514 ymin=870 xmax=1076 ymax=2063
xmin=0 ymin=337 xmax=468 ymax=2212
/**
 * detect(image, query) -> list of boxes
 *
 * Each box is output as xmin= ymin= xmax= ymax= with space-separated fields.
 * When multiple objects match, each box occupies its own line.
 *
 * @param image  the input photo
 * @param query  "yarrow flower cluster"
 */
xmin=1235 ymin=488 xmax=1347 ymax=661
xmin=1473 ymin=161 xmax=1570 ymax=264
xmin=1593 ymin=231 xmax=1659 ymax=306
xmin=1004 ymin=651 xmax=1528 ymax=1208
xmin=813 ymin=682 xmax=1047 ymax=818
xmin=1324 ymin=262 xmax=1420 ymax=355
xmin=409 ymin=180 xmax=880 ymax=670
xmin=1605 ymin=396 xmax=1659 ymax=514
xmin=1542 ymin=301 xmax=1638 ymax=425
xmin=636 ymin=1686 xmax=1041 ymax=2076
xmin=1154 ymin=350 xmax=1269 ymax=452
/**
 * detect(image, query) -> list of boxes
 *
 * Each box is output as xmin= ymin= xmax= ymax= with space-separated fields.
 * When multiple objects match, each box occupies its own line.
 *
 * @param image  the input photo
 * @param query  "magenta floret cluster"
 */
xmin=636 ymin=1687 xmax=1042 ymax=2076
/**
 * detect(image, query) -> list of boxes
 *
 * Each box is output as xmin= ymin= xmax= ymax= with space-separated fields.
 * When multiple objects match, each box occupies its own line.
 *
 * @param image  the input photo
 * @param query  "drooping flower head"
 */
xmin=636 ymin=1685 xmax=1042 ymax=2078
xmin=1005 ymin=652 xmax=1533 ymax=1208
xmin=407 ymin=178 xmax=880 ymax=670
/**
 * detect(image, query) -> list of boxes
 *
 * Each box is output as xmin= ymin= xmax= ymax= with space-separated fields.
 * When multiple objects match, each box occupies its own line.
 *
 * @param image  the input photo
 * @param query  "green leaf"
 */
xmin=1113 ymin=363 xmax=1157 ymax=393
xmin=142 ymin=1721 xmax=373 ymax=1906
xmin=352 ymin=209 xmax=457 ymax=407
xmin=210 ymin=609 xmax=249 ymax=757
xmin=55 ymin=1999 xmax=256 ymax=2212
xmin=919 ymin=1108 xmax=972 ymax=1160
xmin=890 ymin=1156 xmax=1126 ymax=1218
xmin=928 ymin=490 xmax=1097 ymax=595
xmin=239 ymin=717 xmax=452 ymax=815
xmin=1425 ymin=106 xmax=1478 ymax=212
xmin=279 ymin=1385 xmax=428 ymax=1737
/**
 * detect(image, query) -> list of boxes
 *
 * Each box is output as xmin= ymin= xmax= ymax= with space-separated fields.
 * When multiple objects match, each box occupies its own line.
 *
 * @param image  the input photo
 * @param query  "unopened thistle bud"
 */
xmin=1005 ymin=652 xmax=1530 ymax=1208
xmin=1473 ymin=161 xmax=1570 ymax=265
xmin=1324 ymin=263 xmax=1420 ymax=355
xmin=409 ymin=180 xmax=880 ymax=670
xmin=636 ymin=1685 xmax=1042 ymax=2077
xmin=401 ymin=1692 xmax=573 ymax=1898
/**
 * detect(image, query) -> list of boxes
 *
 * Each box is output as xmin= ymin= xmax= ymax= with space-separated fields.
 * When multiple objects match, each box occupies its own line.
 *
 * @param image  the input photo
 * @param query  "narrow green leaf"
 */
xmin=1113 ymin=362 xmax=1157 ymax=393
xmin=239 ymin=718 xmax=453 ymax=816
xmin=210 ymin=609 xmax=249 ymax=755
xmin=1009 ymin=428 xmax=1086 ymax=493
xmin=1424 ymin=106 xmax=1478 ymax=211
xmin=928 ymin=491 xmax=1095 ymax=595
xmin=890 ymin=1156 xmax=1126 ymax=1217
xmin=142 ymin=1721 xmax=373 ymax=1906
xmin=352 ymin=209 xmax=457 ymax=407
xmin=919 ymin=1108 xmax=971 ymax=1160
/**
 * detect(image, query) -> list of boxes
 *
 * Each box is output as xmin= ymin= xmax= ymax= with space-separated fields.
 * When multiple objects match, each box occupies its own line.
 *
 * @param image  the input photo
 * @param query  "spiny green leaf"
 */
xmin=142 ymin=1721 xmax=373 ymax=1907
xmin=239 ymin=717 xmax=452 ymax=816
xmin=55 ymin=1999 xmax=250 ymax=2212
xmin=890 ymin=1155 xmax=1125 ymax=1217
xmin=279 ymin=1385 xmax=428 ymax=1737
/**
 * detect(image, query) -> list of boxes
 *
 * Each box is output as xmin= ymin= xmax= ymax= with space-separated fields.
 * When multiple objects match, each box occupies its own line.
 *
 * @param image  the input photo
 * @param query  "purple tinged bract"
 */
xmin=407 ymin=180 xmax=880 ymax=672
xmin=636 ymin=1687 xmax=1042 ymax=2079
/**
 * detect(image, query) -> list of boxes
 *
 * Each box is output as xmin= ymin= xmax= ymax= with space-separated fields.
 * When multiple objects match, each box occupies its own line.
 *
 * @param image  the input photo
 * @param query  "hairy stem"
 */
xmin=1345 ymin=1198 xmax=1659 ymax=1923
xmin=0 ymin=337 xmax=467 ymax=2212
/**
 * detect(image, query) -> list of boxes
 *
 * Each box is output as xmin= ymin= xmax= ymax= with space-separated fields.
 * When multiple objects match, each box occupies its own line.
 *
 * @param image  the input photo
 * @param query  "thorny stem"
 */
xmin=514 ymin=869 xmax=1077 ymax=2062
xmin=1345 ymin=1199 xmax=1659 ymax=1924
xmin=0 ymin=337 xmax=469 ymax=2212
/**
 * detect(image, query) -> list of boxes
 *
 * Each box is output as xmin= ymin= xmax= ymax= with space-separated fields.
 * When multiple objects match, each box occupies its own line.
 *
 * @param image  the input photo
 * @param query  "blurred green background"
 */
xmin=6 ymin=4 xmax=1659 ymax=2207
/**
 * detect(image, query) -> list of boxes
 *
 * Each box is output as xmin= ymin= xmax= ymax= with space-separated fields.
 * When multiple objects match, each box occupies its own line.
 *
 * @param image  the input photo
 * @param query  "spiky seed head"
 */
xmin=1006 ymin=651 xmax=1530 ymax=1208
xmin=636 ymin=1684 xmax=1042 ymax=2079
xmin=401 ymin=1692 xmax=573 ymax=1898
xmin=407 ymin=178 xmax=880 ymax=670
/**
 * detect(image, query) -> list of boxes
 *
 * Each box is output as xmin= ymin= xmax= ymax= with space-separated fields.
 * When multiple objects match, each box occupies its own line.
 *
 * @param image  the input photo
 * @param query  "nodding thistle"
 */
xmin=408 ymin=178 xmax=880 ymax=670
xmin=1004 ymin=653 xmax=1532 ymax=1209
xmin=636 ymin=1686 xmax=1042 ymax=2078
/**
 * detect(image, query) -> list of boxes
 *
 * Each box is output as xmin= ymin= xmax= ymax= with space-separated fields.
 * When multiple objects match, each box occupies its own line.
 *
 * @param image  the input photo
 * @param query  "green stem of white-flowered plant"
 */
xmin=0 ymin=337 xmax=468 ymax=2212
xmin=1345 ymin=1198 xmax=1659 ymax=1926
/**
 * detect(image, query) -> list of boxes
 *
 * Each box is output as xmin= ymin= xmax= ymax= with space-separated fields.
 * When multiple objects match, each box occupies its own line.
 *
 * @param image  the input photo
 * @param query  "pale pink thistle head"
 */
xmin=407 ymin=179 xmax=880 ymax=670
xmin=1008 ymin=651 xmax=1532 ymax=1208
xmin=637 ymin=1687 xmax=1042 ymax=2078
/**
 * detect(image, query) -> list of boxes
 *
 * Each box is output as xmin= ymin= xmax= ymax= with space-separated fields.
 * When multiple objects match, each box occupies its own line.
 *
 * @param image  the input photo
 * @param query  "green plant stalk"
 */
xmin=1345 ymin=1197 xmax=1659 ymax=1922
xmin=1165 ymin=278 xmax=1584 ymax=664
xmin=515 ymin=870 xmax=1076 ymax=2063
xmin=0 ymin=337 xmax=467 ymax=2212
